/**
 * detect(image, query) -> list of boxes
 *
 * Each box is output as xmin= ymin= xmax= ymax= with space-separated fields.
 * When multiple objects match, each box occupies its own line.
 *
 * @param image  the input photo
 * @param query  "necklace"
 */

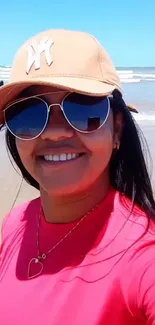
xmin=27 ymin=203 xmax=99 ymax=279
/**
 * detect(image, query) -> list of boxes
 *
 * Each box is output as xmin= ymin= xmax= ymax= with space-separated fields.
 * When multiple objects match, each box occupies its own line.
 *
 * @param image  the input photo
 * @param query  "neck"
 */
xmin=40 ymin=176 xmax=111 ymax=224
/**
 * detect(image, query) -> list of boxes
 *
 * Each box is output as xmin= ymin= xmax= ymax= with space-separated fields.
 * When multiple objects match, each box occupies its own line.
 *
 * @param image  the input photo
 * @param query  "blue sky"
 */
xmin=1 ymin=0 xmax=155 ymax=67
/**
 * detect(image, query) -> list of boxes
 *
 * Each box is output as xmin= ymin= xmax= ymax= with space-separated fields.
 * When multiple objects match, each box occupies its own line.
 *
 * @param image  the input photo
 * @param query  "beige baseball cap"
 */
xmin=0 ymin=29 xmax=137 ymax=123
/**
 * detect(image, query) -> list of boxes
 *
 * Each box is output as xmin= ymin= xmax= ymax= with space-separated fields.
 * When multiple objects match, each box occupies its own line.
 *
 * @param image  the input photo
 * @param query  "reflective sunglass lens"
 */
xmin=63 ymin=94 xmax=110 ymax=132
xmin=5 ymin=98 xmax=48 ymax=140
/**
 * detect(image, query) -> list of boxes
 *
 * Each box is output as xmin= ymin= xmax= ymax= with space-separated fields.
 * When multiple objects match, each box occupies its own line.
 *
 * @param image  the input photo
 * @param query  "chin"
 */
xmin=39 ymin=180 xmax=91 ymax=197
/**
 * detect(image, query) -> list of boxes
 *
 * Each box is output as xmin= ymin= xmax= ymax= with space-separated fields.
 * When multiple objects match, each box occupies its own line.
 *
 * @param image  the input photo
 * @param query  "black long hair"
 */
xmin=1 ymin=89 xmax=155 ymax=219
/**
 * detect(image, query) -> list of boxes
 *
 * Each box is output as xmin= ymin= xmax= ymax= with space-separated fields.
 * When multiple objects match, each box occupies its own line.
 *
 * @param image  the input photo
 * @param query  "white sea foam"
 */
xmin=117 ymin=69 xmax=155 ymax=83
xmin=132 ymin=113 xmax=155 ymax=123
xmin=118 ymin=70 xmax=133 ymax=74
xmin=0 ymin=66 xmax=11 ymax=71
xmin=120 ymin=78 xmax=140 ymax=83
xmin=135 ymin=73 xmax=155 ymax=78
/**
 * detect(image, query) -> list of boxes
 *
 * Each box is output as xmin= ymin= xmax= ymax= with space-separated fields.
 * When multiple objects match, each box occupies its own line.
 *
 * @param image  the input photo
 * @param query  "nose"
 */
xmin=40 ymin=104 xmax=74 ymax=141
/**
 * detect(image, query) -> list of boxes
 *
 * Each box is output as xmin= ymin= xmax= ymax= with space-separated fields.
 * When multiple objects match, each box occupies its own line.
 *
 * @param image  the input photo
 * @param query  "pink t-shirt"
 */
xmin=1 ymin=188 xmax=155 ymax=324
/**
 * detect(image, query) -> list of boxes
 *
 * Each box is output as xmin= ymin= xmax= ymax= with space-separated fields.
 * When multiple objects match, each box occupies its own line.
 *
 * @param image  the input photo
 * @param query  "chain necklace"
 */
xmin=27 ymin=204 xmax=99 ymax=279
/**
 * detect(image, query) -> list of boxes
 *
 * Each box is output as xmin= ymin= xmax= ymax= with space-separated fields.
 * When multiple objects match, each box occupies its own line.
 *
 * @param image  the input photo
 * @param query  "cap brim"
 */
xmin=0 ymin=77 xmax=137 ymax=123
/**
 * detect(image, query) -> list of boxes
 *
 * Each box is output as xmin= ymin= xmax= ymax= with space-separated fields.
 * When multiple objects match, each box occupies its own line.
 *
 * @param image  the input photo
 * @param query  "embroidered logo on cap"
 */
xmin=26 ymin=38 xmax=54 ymax=74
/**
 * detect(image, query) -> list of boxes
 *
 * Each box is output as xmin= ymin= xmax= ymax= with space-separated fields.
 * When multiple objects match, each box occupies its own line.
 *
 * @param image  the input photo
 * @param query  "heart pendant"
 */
xmin=28 ymin=258 xmax=44 ymax=279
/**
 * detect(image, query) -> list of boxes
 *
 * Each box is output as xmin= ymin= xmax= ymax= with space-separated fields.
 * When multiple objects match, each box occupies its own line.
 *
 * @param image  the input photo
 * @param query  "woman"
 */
xmin=0 ymin=29 xmax=155 ymax=324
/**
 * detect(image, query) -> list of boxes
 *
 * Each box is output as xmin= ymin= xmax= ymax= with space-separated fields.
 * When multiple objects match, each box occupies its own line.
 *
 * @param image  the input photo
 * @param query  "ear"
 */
xmin=113 ymin=112 xmax=124 ymax=149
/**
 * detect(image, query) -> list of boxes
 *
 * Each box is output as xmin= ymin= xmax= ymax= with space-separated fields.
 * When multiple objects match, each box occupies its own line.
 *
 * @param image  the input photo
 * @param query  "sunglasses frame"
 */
xmin=4 ymin=91 xmax=110 ymax=141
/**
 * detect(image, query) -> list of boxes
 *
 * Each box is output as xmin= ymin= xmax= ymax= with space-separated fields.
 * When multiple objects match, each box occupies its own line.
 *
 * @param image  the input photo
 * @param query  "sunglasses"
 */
xmin=4 ymin=92 xmax=110 ymax=140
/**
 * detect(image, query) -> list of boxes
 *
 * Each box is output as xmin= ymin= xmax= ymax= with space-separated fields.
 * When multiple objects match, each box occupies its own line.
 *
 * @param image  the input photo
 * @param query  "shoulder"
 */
xmin=119 ymin=243 xmax=155 ymax=321
xmin=1 ymin=197 xmax=40 ymax=240
xmin=103 ymin=190 xmax=155 ymax=262
xmin=111 ymin=192 xmax=155 ymax=319
xmin=113 ymin=190 xmax=155 ymax=235
xmin=98 ymin=188 xmax=155 ymax=239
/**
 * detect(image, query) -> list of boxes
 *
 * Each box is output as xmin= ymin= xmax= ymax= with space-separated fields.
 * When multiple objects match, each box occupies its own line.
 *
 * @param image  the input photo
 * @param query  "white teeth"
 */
xmin=67 ymin=153 xmax=72 ymax=160
xmin=60 ymin=153 xmax=67 ymax=161
xmin=44 ymin=153 xmax=80 ymax=162
xmin=53 ymin=155 xmax=59 ymax=161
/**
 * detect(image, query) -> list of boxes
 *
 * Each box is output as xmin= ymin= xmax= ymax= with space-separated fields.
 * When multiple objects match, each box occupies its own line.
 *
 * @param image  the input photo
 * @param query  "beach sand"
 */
xmin=0 ymin=131 xmax=39 ymax=228
xmin=0 ymin=121 xmax=155 ymax=228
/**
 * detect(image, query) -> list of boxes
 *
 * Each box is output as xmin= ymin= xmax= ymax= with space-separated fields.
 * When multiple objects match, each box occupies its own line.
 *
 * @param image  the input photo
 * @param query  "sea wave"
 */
xmin=120 ymin=78 xmax=140 ymax=83
xmin=132 ymin=113 xmax=155 ymax=123
xmin=0 ymin=66 xmax=11 ymax=71
xmin=117 ymin=70 xmax=155 ymax=83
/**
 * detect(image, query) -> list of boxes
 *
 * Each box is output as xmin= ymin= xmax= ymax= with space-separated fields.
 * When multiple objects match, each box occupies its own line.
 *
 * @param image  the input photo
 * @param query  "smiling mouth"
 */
xmin=39 ymin=153 xmax=85 ymax=163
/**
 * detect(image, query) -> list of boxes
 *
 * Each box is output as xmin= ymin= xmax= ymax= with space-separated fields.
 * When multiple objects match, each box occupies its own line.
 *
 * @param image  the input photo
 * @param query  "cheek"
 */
xmin=15 ymin=139 xmax=36 ymax=169
xmin=77 ymin=121 xmax=114 ymax=173
xmin=78 ymin=124 xmax=114 ymax=156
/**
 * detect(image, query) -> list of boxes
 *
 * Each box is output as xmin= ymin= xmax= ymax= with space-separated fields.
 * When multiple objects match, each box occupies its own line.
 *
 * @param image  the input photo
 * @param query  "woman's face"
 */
xmin=15 ymin=86 xmax=120 ymax=196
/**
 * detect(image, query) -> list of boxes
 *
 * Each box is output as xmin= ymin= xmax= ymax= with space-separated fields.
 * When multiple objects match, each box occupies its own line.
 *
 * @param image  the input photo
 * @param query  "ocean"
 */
xmin=117 ymin=67 xmax=155 ymax=190
xmin=117 ymin=67 xmax=155 ymax=122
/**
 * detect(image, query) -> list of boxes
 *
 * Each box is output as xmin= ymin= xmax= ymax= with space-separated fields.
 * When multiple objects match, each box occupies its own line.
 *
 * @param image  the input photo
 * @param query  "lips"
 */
xmin=35 ymin=143 xmax=88 ymax=167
